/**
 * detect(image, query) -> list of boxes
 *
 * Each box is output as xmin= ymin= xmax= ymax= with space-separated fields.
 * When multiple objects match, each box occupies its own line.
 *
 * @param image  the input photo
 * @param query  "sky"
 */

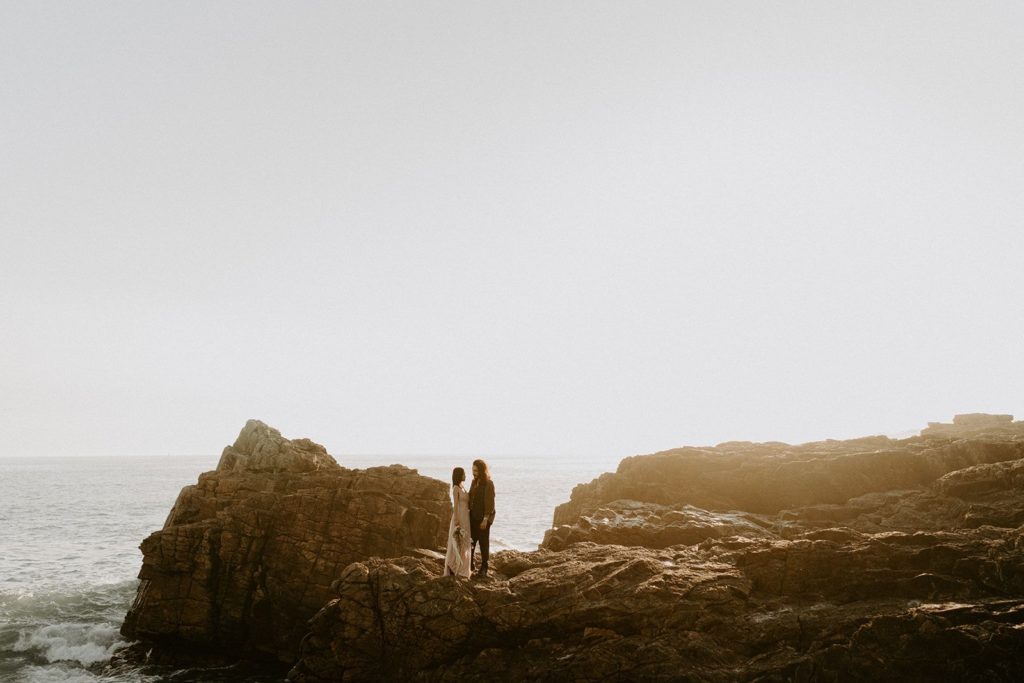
xmin=1 ymin=2 xmax=1022 ymax=460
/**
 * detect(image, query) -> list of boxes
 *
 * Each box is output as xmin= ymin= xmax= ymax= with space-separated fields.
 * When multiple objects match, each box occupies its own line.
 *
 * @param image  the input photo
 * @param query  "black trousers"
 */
xmin=470 ymin=518 xmax=491 ymax=572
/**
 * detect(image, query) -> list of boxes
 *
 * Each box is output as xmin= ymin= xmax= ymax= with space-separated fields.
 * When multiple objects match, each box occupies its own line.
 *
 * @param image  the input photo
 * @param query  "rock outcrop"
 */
xmin=922 ymin=413 xmax=1016 ymax=437
xmin=288 ymin=534 xmax=1024 ymax=681
xmin=120 ymin=420 xmax=451 ymax=664
xmin=121 ymin=415 xmax=1024 ymax=681
xmin=285 ymin=414 xmax=1024 ymax=681
xmin=549 ymin=416 xmax=1024 ymax=534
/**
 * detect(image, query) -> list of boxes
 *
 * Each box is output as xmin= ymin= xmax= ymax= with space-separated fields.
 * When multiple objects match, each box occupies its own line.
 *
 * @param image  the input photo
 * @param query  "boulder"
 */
xmin=120 ymin=420 xmax=451 ymax=664
xmin=215 ymin=419 xmax=340 ymax=474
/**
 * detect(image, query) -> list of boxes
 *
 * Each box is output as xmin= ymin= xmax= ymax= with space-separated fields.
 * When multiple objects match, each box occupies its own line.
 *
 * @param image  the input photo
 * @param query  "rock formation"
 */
xmin=289 ymin=536 xmax=1024 ymax=681
xmin=120 ymin=420 xmax=451 ymax=664
xmin=285 ymin=414 xmax=1024 ymax=681
xmin=550 ymin=423 xmax=1024 ymax=528
xmin=120 ymin=414 xmax=1024 ymax=681
xmin=922 ymin=413 xmax=1017 ymax=437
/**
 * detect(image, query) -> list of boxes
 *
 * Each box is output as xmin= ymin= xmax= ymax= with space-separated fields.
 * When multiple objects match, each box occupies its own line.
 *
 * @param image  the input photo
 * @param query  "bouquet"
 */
xmin=448 ymin=526 xmax=469 ymax=576
xmin=453 ymin=525 xmax=467 ymax=549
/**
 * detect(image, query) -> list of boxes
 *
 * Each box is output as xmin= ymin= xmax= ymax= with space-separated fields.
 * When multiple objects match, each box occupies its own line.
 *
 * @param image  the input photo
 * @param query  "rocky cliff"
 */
xmin=286 ymin=415 xmax=1024 ymax=681
xmin=120 ymin=420 xmax=451 ymax=664
xmin=543 ymin=418 xmax=1024 ymax=550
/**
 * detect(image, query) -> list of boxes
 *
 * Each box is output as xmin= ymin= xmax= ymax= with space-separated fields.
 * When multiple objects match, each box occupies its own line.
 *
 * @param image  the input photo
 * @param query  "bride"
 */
xmin=443 ymin=467 xmax=472 ymax=577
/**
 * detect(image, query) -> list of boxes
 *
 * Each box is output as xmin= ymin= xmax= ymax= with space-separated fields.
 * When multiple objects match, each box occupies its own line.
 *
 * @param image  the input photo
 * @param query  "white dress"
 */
xmin=443 ymin=483 xmax=472 ymax=577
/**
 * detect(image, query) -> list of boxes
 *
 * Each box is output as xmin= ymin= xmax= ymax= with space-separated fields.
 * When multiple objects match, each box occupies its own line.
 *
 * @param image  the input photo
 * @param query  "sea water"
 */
xmin=0 ymin=453 xmax=619 ymax=682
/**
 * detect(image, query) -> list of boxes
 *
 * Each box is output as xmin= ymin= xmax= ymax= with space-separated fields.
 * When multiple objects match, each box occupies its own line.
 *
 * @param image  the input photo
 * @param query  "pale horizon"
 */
xmin=0 ymin=413 xmax=1007 ymax=460
xmin=3 ymin=2 xmax=1022 ymax=460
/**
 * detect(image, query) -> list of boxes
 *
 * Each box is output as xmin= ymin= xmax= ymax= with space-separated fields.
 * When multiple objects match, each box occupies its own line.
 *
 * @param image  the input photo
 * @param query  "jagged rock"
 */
xmin=793 ymin=601 xmax=1024 ymax=681
xmin=216 ymin=419 xmax=340 ymax=474
xmin=288 ymin=543 xmax=750 ymax=682
xmin=120 ymin=421 xmax=451 ymax=664
xmin=543 ymin=500 xmax=775 ymax=550
xmin=288 ymin=530 xmax=1024 ymax=681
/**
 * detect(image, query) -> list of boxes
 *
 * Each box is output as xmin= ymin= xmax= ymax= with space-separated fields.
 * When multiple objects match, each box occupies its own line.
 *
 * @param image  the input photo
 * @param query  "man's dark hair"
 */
xmin=452 ymin=467 xmax=466 ymax=486
xmin=472 ymin=459 xmax=490 ymax=480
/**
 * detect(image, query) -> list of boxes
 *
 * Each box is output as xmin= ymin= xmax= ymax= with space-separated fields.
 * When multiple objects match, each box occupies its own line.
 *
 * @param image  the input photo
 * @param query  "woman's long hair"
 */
xmin=472 ymin=458 xmax=490 ymax=481
xmin=452 ymin=467 xmax=465 ymax=486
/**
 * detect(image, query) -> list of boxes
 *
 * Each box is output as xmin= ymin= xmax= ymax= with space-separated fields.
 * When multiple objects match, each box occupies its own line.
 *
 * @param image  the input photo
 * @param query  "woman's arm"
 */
xmin=454 ymin=486 xmax=462 ymax=528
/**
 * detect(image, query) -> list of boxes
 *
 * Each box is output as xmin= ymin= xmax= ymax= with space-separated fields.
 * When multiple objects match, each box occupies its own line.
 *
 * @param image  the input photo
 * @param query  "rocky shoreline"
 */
xmin=119 ymin=415 xmax=1024 ymax=681
xmin=119 ymin=420 xmax=451 ymax=666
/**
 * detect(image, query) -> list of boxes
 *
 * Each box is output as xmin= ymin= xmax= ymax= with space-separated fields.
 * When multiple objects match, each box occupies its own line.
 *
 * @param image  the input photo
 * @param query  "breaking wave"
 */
xmin=0 ymin=581 xmax=138 ymax=681
xmin=13 ymin=622 xmax=123 ymax=666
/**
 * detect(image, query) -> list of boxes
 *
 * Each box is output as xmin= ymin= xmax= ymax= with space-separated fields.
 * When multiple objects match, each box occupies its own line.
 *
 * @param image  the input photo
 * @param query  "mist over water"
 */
xmin=0 ymin=453 xmax=618 ymax=681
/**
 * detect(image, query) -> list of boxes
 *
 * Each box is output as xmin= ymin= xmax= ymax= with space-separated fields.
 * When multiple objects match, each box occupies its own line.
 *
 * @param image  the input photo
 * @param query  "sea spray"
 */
xmin=13 ymin=622 xmax=123 ymax=666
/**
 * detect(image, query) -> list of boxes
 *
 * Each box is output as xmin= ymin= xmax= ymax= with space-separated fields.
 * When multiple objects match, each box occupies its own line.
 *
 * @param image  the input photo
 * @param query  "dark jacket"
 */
xmin=469 ymin=477 xmax=495 ymax=525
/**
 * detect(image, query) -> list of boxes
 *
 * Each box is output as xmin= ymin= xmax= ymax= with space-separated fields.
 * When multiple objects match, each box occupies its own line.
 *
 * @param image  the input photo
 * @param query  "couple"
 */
xmin=443 ymin=459 xmax=495 ymax=579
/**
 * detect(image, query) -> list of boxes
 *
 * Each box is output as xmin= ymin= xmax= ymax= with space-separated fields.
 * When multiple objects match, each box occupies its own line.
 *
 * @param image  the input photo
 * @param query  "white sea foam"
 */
xmin=0 ymin=456 xmax=222 ymax=680
xmin=10 ymin=663 xmax=152 ymax=683
xmin=13 ymin=664 xmax=106 ymax=683
xmin=13 ymin=622 xmax=124 ymax=666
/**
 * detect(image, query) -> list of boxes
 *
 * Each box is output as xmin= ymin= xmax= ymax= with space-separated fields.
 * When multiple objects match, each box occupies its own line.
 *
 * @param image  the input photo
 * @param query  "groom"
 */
xmin=469 ymin=458 xmax=496 ymax=577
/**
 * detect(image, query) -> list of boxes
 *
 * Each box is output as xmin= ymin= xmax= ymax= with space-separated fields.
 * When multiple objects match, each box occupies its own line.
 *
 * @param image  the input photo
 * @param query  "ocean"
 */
xmin=0 ymin=453 xmax=619 ymax=682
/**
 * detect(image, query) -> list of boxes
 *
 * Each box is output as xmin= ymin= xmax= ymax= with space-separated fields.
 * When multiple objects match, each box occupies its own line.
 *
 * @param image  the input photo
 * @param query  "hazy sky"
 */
xmin=2 ymin=2 xmax=1022 ymax=459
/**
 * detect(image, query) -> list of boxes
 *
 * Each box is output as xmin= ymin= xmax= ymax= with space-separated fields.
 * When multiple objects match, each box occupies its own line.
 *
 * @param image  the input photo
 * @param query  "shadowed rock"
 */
xmin=120 ymin=420 xmax=451 ymax=664
xmin=288 ymin=531 xmax=1024 ymax=681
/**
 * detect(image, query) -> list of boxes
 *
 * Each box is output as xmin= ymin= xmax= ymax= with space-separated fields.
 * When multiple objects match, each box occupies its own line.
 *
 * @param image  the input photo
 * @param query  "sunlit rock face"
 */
xmin=548 ymin=415 xmax=1024 ymax=537
xmin=120 ymin=420 xmax=450 ymax=664
xmin=286 ymin=414 xmax=1024 ymax=681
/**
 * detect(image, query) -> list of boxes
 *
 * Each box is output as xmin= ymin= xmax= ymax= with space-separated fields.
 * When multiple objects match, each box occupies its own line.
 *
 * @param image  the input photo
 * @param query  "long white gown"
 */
xmin=443 ymin=483 xmax=472 ymax=577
